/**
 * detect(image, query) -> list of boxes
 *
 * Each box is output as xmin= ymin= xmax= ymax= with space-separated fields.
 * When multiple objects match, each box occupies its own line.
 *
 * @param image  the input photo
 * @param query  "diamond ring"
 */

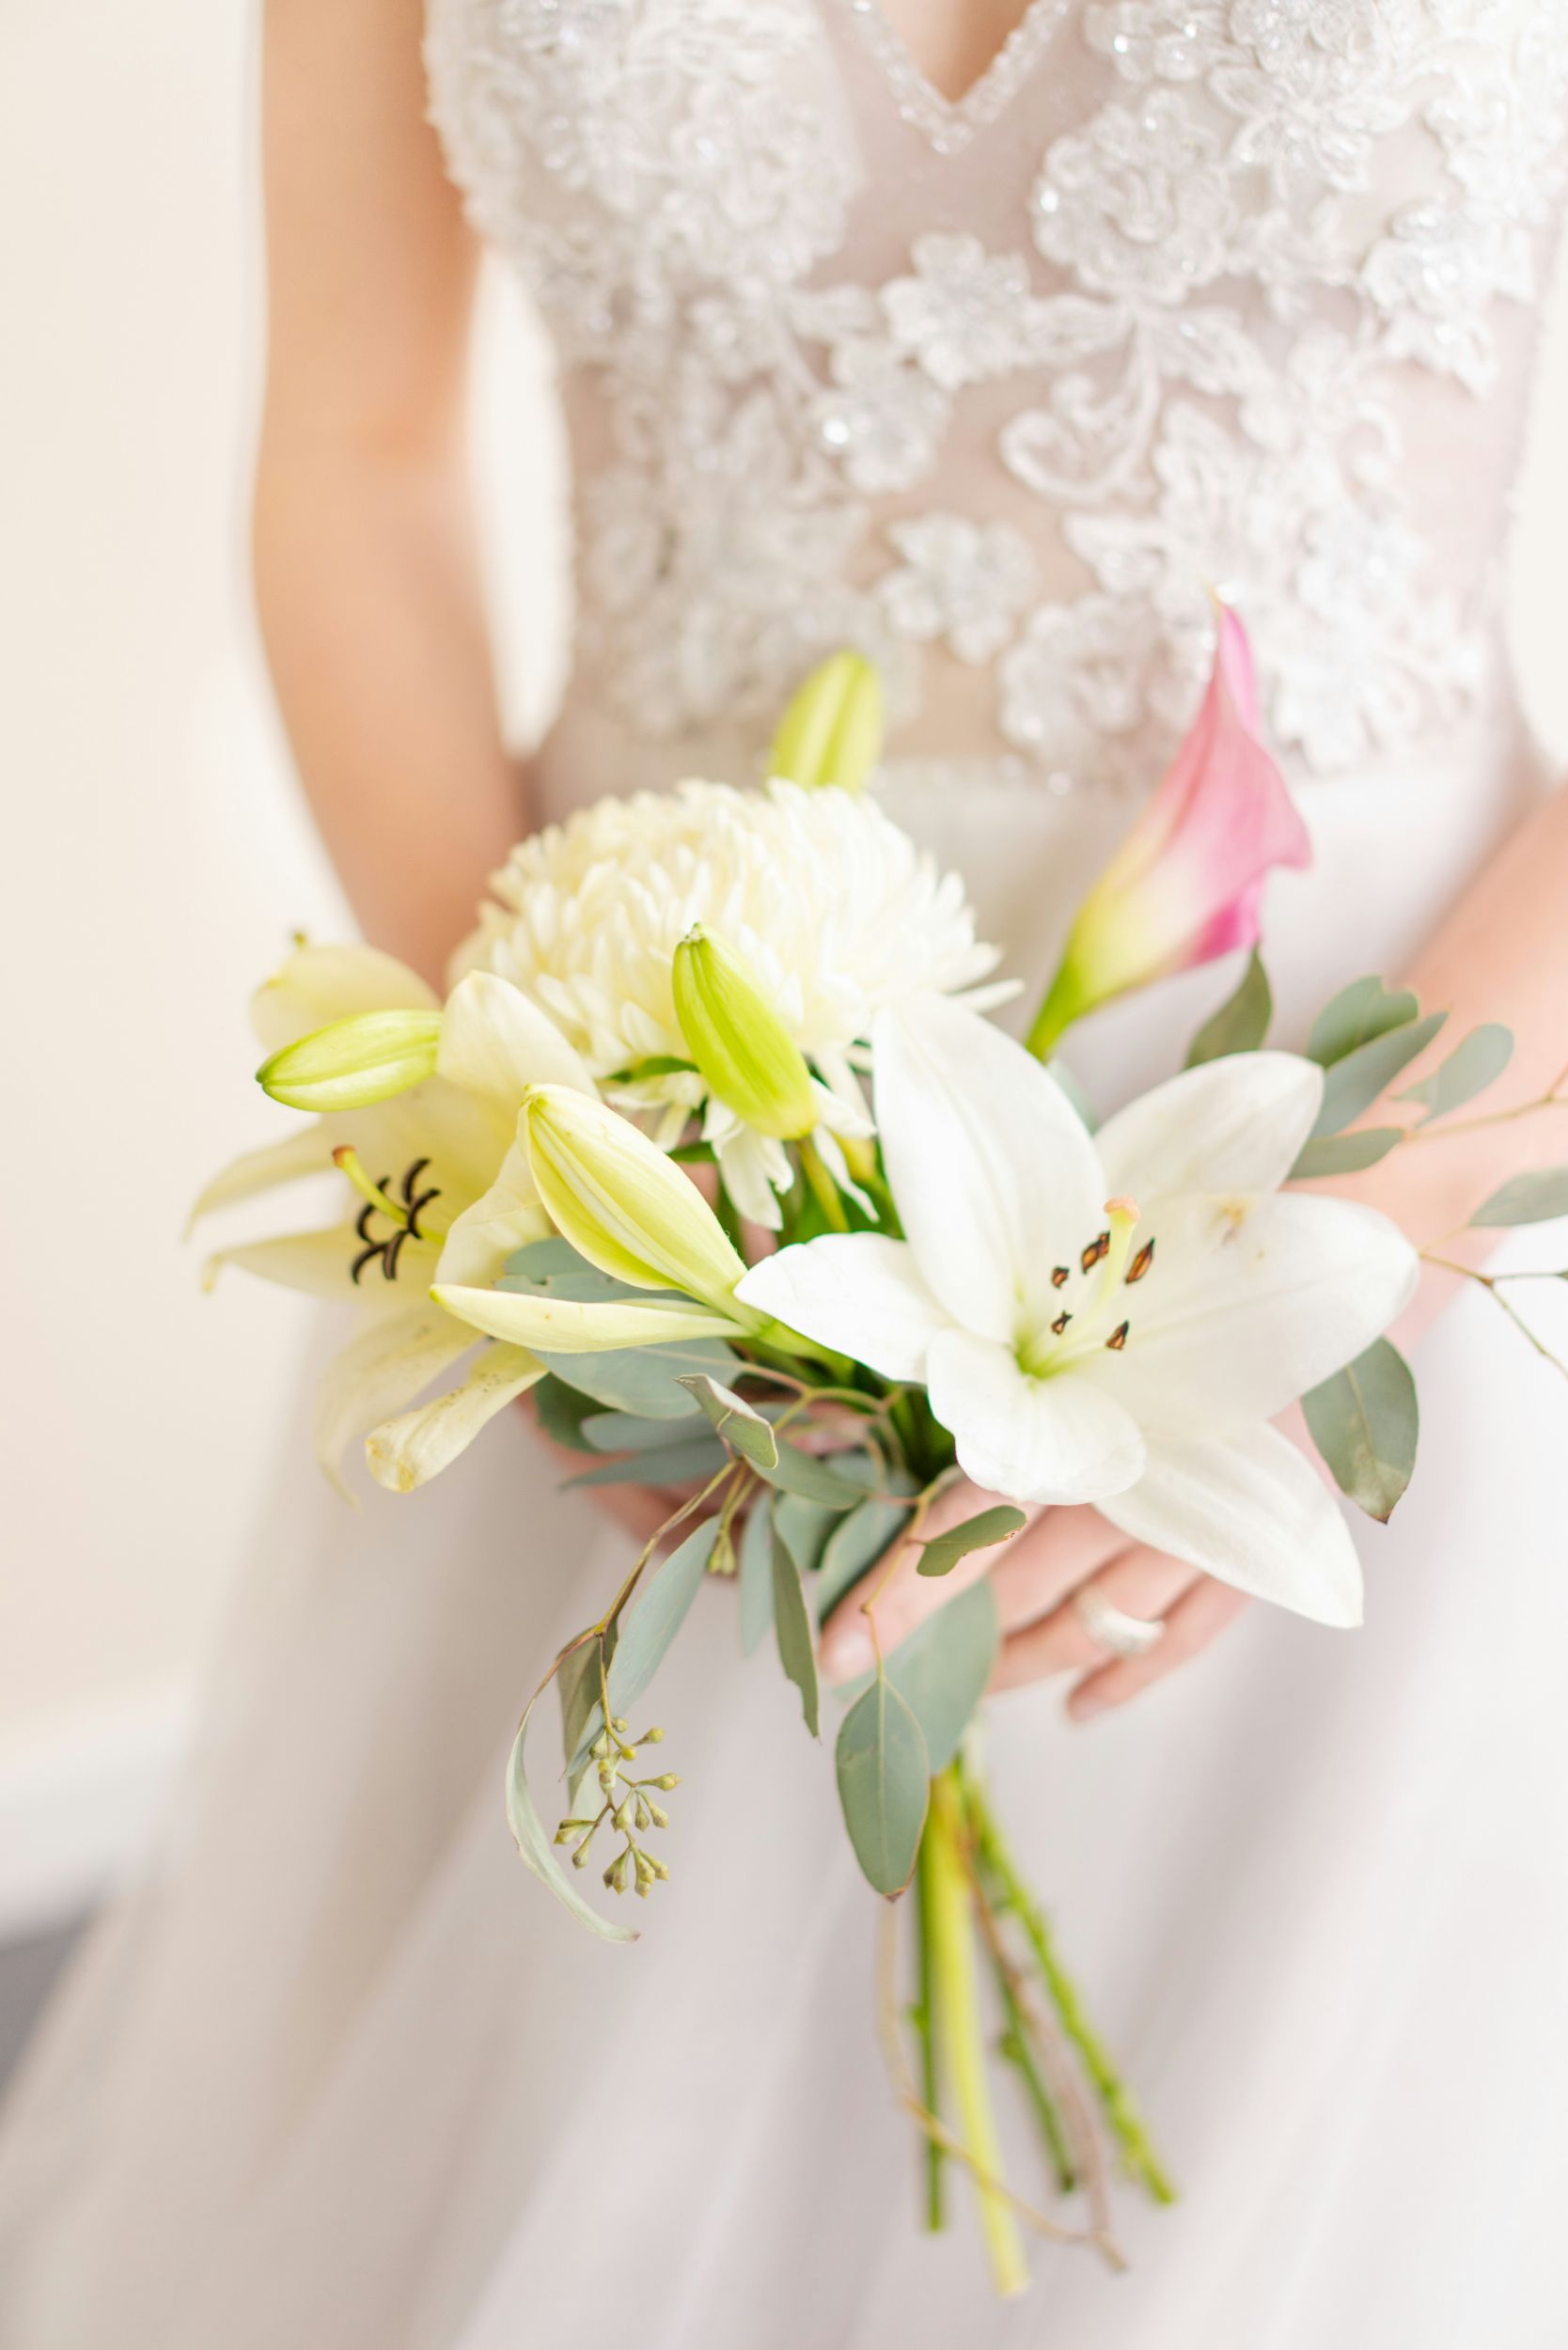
xmin=1073 ymin=1582 xmax=1167 ymax=1660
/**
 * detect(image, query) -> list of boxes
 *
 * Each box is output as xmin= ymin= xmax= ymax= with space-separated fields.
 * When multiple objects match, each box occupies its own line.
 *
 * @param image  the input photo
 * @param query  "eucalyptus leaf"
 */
xmin=581 ymin=1407 xmax=703 ymax=1454
xmin=815 ymin=1481 xmax=917 ymax=1621
xmin=532 ymin=1374 xmax=602 ymax=1454
xmin=534 ymin=1338 xmax=741 ymax=1419
xmin=1396 ymin=1022 xmax=1513 ymax=1123
xmin=916 ymin=1503 xmax=1027 ymax=1578
xmin=739 ymin=1494 xmax=776 ymax=1655
xmin=836 ymin=1677 xmax=930 ymax=1898
xmin=567 ymin=1435 xmax=729 ymax=1488
xmin=604 ymin=1519 xmax=719 ymax=1719
xmin=776 ymin=1491 xmax=843 ymax=1580
xmin=1307 ymin=977 xmax=1419 ymax=1068
xmin=1289 ymin=1126 xmax=1404 ymax=1181
xmin=557 ymin=1635 xmax=604 ymax=1783
xmin=1184 ymin=949 xmax=1272 ymax=1068
xmin=1302 ymin=1338 xmax=1419 ymax=1523
xmin=1468 ymin=1167 xmax=1568 ymax=1228
xmin=505 ymin=1684 xmax=637 ymax=1944
xmin=678 ymin=1373 xmax=780 ymax=1469
xmin=501 ymin=1237 xmax=666 ymax=1306
xmin=1311 ymin=1011 xmax=1447 ymax=1139
xmin=756 ymin=1441 xmax=869 ymax=1508
xmin=771 ymin=1528 xmax=820 ymax=1737
xmin=886 ymin=1580 xmax=999 ymax=1772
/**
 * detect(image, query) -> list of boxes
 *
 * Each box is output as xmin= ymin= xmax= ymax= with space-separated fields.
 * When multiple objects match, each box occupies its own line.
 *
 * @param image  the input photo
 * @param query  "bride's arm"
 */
xmin=820 ymin=768 xmax=1568 ymax=1713
xmin=255 ymin=0 xmax=523 ymax=984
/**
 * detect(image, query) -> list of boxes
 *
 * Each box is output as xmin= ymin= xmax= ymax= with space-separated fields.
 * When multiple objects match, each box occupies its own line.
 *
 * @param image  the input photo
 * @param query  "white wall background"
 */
xmin=0 ymin=0 xmax=1565 ymax=1930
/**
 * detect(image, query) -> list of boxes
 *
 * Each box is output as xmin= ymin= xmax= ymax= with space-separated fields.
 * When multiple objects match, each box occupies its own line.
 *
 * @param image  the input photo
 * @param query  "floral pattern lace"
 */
xmin=426 ymin=0 xmax=1568 ymax=787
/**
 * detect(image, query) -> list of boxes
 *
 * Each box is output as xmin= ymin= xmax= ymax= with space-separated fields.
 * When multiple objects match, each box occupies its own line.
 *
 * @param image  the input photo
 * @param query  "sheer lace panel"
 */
xmin=426 ymin=0 xmax=1568 ymax=789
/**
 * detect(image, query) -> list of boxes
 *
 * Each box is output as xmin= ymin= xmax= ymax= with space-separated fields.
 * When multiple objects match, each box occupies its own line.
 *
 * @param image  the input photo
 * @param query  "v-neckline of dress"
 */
xmin=831 ymin=0 xmax=1076 ymax=156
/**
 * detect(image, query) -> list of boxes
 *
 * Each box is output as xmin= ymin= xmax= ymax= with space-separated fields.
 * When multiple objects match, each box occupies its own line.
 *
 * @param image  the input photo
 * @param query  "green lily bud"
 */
xmin=256 ymin=1009 xmax=443 ymax=1111
xmin=522 ymin=1085 xmax=749 ymax=1311
xmin=767 ymin=650 xmax=884 ymax=794
xmin=672 ymin=927 xmax=817 ymax=1140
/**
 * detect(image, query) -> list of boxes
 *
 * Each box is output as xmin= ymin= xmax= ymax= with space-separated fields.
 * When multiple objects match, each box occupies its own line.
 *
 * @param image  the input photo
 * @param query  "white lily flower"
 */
xmin=196 ymin=946 xmax=599 ymax=1491
xmin=737 ymin=997 xmax=1420 ymax=1626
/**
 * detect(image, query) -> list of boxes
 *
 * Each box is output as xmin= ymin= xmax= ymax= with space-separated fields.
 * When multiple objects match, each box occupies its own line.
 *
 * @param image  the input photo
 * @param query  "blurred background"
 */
xmin=2 ymin=0 xmax=1568 ymax=2046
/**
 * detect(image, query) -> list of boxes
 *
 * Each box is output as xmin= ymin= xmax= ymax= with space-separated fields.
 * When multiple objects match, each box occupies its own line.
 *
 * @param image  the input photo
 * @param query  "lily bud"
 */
xmin=522 ymin=1085 xmax=748 ymax=1310
xmin=767 ymin=650 xmax=885 ymax=794
xmin=672 ymin=927 xmax=817 ymax=1140
xmin=256 ymin=1009 xmax=443 ymax=1111
xmin=1025 ymin=603 xmax=1311 ymax=1061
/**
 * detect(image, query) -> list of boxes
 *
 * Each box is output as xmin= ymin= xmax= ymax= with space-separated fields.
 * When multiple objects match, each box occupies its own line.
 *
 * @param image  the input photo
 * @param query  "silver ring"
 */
xmin=1073 ymin=1583 xmax=1167 ymax=1660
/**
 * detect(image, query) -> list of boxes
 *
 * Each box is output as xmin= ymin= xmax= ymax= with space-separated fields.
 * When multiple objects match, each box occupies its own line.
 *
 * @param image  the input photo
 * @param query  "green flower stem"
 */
xmin=964 ymin=1770 xmax=1176 ymax=2206
xmin=1023 ymin=964 xmax=1085 ymax=1064
xmin=912 ymin=1813 xmax=946 ymax=2232
xmin=987 ymin=1962 xmax=1076 ymax=2197
xmin=925 ymin=1770 xmax=1030 ymax=2297
xmin=796 ymin=1136 xmax=850 ymax=1231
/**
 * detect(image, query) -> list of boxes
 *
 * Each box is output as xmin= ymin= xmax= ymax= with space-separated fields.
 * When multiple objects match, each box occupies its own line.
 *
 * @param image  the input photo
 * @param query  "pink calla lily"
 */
xmin=1026 ymin=603 xmax=1311 ymax=1060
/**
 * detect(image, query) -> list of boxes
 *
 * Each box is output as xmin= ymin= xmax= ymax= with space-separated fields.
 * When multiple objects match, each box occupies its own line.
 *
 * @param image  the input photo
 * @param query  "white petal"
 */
xmin=1095 ymin=1052 xmax=1323 ymax=1204
xmin=736 ymin=1235 xmax=949 ymax=1381
xmin=312 ymin=1306 xmax=477 ymax=1495
xmin=365 ymin=1342 xmax=541 ymax=1492
xmin=873 ymin=996 xmax=1104 ymax=1345
xmin=188 ymin=1124 xmax=334 ymax=1230
xmin=432 ymin=1143 xmax=550 ymax=1288
xmin=1076 ymin=1191 xmax=1419 ymax=1437
xmin=202 ymin=1223 xmax=378 ymax=1302
xmin=251 ymin=944 xmax=437 ymax=1054
xmin=925 ymin=1329 xmax=1145 ymax=1505
xmin=431 ymin=1284 xmax=744 ymax=1353
xmin=1099 ymin=1422 xmax=1362 ymax=1627
xmin=715 ymin=1128 xmax=789 ymax=1230
xmin=436 ymin=971 xmax=596 ymax=1116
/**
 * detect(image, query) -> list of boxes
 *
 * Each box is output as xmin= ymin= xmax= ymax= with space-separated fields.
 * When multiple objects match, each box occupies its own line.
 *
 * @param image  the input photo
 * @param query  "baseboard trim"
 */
xmin=0 ymin=1694 xmax=193 ymax=1940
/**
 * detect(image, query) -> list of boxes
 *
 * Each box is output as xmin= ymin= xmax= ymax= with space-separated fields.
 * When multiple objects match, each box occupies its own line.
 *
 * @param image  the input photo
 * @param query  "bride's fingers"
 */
xmin=1066 ymin=1578 xmax=1251 ymax=1721
xmin=988 ymin=1504 xmax=1131 ymax=1634
xmin=989 ymin=1546 xmax=1196 ymax=1693
xmin=818 ymin=1479 xmax=1039 ymax=1681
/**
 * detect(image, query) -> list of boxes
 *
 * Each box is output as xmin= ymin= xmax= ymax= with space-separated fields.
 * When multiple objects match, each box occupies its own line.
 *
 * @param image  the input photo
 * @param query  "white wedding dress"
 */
xmin=6 ymin=4 xmax=1568 ymax=2342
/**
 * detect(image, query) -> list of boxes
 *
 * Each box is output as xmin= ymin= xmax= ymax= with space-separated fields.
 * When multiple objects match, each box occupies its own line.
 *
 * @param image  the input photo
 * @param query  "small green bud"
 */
xmin=610 ymin=1716 xmax=629 ymax=1734
xmin=647 ymin=1856 xmax=670 ymax=1882
xmin=767 ymin=650 xmax=885 ymax=795
xmin=646 ymin=1802 xmax=669 ymax=1831
xmin=673 ymin=928 xmax=818 ymax=1141
xmin=604 ymin=1847 xmax=633 ymax=1894
xmin=651 ymin=1773 xmax=680 ymax=1791
xmin=256 ymin=1009 xmax=442 ymax=1112
xmin=638 ymin=1726 xmax=665 ymax=1747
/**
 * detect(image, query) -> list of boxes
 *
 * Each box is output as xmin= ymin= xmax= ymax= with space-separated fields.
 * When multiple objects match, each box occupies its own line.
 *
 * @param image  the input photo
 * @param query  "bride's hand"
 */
xmin=818 ymin=1479 xmax=1250 ymax=1721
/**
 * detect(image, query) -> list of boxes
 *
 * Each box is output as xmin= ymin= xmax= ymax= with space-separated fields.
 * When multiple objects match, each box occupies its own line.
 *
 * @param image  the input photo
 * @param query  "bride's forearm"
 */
xmin=254 ymin=432 xmax=525 ymax=986
xmin=1313 ymin=770 xmax=1568 ymax=1345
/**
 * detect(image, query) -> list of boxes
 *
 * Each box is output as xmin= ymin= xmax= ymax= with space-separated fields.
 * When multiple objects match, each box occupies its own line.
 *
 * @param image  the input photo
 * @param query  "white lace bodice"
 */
xmin=426 ymin=0 xmax=1568 ymax=804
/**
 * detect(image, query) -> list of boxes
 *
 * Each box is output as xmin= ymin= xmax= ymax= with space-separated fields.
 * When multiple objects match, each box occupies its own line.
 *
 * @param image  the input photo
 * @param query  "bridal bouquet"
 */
xmin=196 ymin=620 xmax=1568 ymax=2292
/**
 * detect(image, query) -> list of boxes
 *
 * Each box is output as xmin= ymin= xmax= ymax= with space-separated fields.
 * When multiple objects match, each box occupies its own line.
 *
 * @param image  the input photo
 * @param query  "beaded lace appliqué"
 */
xmin=427 ymin=0 xmax=1568 ymax=784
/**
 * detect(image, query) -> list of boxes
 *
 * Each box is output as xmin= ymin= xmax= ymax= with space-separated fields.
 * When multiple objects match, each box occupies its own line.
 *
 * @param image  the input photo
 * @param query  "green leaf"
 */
xmin=556 ymin=1635 xmax=604 ymax=1799
xmin=1289 ymin=1127 xmax=1404 ymax=1181
xmin=775 ymin=1491 xmax=842 ymax=1580
xmin=1395 ymin=1022 xmax=1513 ymax=1122
xmin=1307 ymin=977 xmax=1419 ymax=1068
xmin=815 ymin=1480 xmax=917 ymax=1621
xmin=756 ymin=1441 xmax=869 ymax=1508
xmin=916 ymin=1503 xmax=1027 ymax=1578
xmin=505 ymin=1683 xmax=637 ymax=1944
xmin=1184 ymin=949 xmax=1272 ymax=1068
xmin=1469 ymin=1167 xmax=1568 ymax=1228
xmin=835 ymin=1676 xmax=930 ymax=1897
xmin=771 ymin=1528 xmax=820 ymax=1737
xmin=738 ymin=1494 xmax=776 ymax=1656
xmin=886 ymin=1580 xmax=999 ymax=1772
xmin=566 ymin=1435 xmax=729 ymax=1488
xmin=1301 ymin=1338 xmax=1419 ymax=1522
xmin=501 ymin=1237 xmax=663 ymax=1305
xmin=581 ymin=1407 xmax=702 ymax=1453
xmin=604 ymin=1519 xmax=719 ymax=1718
xmin=534 ymin=1338 xmax=741 ymax=1419
xmin=678 ymin=1374 xmax=780 ymax=1469
xmin=532 ymin=1374 xmax=602 ymax=1454
xmin=1311 ymin=1011 xmax=1447 ymax=1138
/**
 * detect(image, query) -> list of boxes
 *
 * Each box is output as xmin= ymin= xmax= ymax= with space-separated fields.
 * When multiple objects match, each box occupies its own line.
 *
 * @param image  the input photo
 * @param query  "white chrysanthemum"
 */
xmin=455 ymin=779 xmax=1010 ymax=1223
